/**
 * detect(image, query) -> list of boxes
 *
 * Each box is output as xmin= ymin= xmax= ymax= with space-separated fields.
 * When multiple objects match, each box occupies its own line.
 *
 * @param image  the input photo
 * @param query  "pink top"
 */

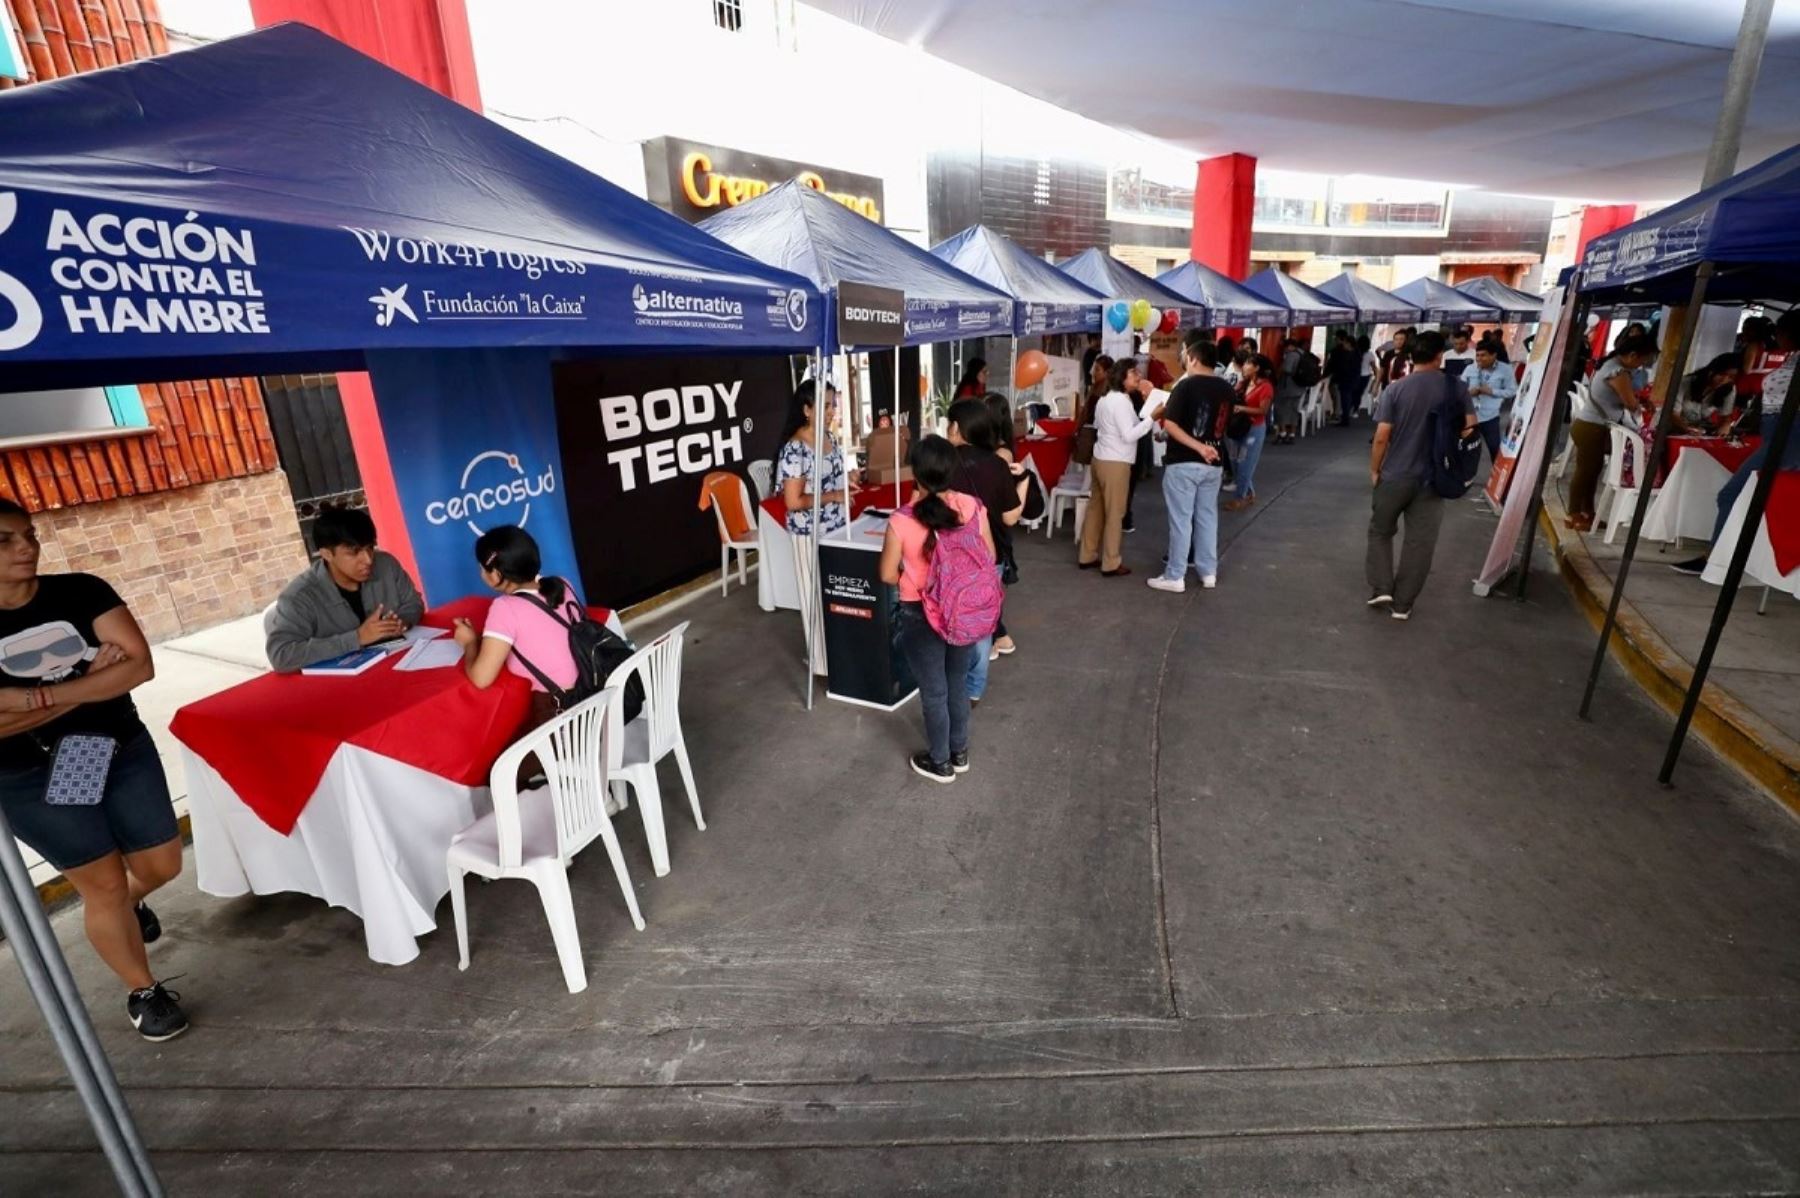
xmin=890 ymin=492 xmax=984 ymax=603
xmin=482 ymin=582 xmax=583 ymax=693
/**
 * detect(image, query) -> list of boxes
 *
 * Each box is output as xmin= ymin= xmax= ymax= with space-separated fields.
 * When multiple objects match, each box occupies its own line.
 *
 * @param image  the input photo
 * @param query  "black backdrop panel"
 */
xmin=867 ymin=345 xmax=922 ymax=435
xmin=554 ymin=355 xmax=792 ymax=608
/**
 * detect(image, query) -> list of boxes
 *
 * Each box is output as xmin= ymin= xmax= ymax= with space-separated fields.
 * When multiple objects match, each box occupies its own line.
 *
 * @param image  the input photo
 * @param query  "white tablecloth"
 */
xmin=1642 ymin=449 xmax=1731 ymax=545
xmin=1703 ymin=471 xmax=1800 ymax=597
xmin=757 ymin=505 xmax=800 ymax=612
xmin=185 ymin=745 xmax=485 ymax=966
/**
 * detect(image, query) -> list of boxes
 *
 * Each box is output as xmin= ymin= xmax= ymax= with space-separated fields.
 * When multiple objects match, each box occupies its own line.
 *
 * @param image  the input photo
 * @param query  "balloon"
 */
xmin=1159 ymin=308 xmax=1180 ymax=334
xmin=1130 ymin=299 xmax=1153 ymax=330
xmin=1106 ymin=301 xmax=1130 ymax=332
xmin=1145 ymin=307 xmax=1162 ymax=335
xmin=1014 ymin=349 xmax=1050 ymax=389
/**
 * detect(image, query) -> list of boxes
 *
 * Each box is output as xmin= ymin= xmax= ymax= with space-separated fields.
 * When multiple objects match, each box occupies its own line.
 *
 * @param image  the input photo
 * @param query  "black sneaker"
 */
xmin=135 ymin=902 xmax=161 ymax=946
xmin=1123 ymin=518 xmax=1137 ymax=534
xmin=950 ymin=750 xmax=970 ymax=774
xmin=127 ymin=981 xmax=189 ymax=1042
xmin=909 ymin=753 xmax=955 ymax=784
xmin=1669 ymin=557 xmax=1708 ymax=576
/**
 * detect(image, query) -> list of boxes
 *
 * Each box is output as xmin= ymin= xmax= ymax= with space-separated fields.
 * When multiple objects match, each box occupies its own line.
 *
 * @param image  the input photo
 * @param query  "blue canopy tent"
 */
xmin=1391 ymin=277 xmax=1501 ymax=324
xmin=1154 ymin=261 xmax=1289 ymax=329
xmin=1242 ymin=267 xmax=1355 ymax=327
xmin=1454 ymin=276 xmax=1548 ymax=323
xmin=0 ymin=23 xmax=825 ymax=393
xmin=1313 ymin=272 xmax=1422 ymax=324
xmin=931 ymin=224 xmax=1103 ymax=337
xmin=699 ymin=181 xmax=1013 ymax=352
xmin=1055 ymin=248 xmax=1204 ymax=325
xmin=1569 ymin=144 xmax=1800 ymax=785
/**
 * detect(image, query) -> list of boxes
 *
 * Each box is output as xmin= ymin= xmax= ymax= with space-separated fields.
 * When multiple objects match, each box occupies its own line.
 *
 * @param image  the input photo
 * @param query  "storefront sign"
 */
xmin=645 ymin=137 xmax=884 ymax=225
xmin=368 ymin=348 xmax=580 ymax=606
xmin=837 ymin=281 xmax=905 ymax=349
xmin=554 ymin=354 xmax=791 ymax=606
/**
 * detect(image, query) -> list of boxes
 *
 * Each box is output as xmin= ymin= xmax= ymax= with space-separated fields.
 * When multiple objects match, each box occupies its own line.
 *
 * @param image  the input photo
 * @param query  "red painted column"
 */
xmin=247 ymin=0 xmax=485 ymax=587
xmin=1574 ymin=203 xmax=1638 ymax=361
xmin=1190 ymin=153 xmax=1257 ymax=339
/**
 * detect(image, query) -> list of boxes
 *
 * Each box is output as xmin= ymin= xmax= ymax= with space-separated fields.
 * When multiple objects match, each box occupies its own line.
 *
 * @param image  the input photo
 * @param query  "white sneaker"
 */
xmin=1391 ymin=607 xmax=1412 ymax=621
xmin=1201 ymin=575 xmax=1217 ymax=589
xmin=1147 ymin=576 xmax=1186 ymax=594
xmin=1367 ymin=593 xmax=1394 ymax=608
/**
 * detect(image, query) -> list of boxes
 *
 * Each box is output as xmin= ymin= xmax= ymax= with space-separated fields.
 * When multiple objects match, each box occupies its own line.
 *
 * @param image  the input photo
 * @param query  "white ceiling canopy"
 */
xmin=801 ymin=0 xmax=1800 ymax=201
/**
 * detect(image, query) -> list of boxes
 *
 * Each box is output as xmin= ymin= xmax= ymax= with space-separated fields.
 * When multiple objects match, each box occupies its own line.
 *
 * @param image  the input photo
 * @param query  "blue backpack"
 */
xmin=1426 ymin=372 xmax=1482 ymax=498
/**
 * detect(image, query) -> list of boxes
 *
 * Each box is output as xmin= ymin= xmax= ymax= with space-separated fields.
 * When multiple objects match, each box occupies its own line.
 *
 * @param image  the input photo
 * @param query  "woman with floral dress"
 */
xmin=776 ymin=380 xmax=854 ymax=674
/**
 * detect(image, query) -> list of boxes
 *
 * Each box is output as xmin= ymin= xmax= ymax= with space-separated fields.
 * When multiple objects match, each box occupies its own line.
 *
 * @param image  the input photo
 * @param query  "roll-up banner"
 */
xmin=554 ymin=354 xmax=793 ymax=608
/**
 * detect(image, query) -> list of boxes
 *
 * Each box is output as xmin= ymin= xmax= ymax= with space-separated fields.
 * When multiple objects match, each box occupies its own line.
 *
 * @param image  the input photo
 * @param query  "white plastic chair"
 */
xmin=1046 ymin=464 xmax=1091 ymax=540
xmin=448 ymin=689 xmax=637 ymax=995
xmin=1602 ymin=424 xmax=1655 ymax=544
xmin=1554 ymin=388 xmax=1586 ymax=480
xmin=702 ymin=472 xmax=758 ymax=597
xmin=747 ymin=458 xmax=773 ymax=503
xmin=1296 ymin=383 xmax=1326 ymax=437
xmin=1017 ymin=456 xmax=1048 ymax=534
xmin=606 ymin=621 xmax=702 ymax=879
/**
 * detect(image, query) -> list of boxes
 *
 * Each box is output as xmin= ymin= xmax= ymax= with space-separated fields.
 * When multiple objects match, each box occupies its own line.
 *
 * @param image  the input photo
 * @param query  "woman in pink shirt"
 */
xmin=880 ymin=436 xmax=994 ymax=784
xmin=453 ymin=526 xmax=587 ymax=734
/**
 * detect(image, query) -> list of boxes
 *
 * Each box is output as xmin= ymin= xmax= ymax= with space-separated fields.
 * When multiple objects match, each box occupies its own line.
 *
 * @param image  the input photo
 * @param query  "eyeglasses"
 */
xmin=2 ymin=634 xmax=85 ymax=673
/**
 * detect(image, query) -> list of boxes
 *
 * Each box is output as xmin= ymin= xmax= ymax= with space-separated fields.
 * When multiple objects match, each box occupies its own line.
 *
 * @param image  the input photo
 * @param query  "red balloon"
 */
xmin=1014 ymin=349 xmax=1050 ymax=389
xmin=1158 ymin=309 xmax=1180 ymax=334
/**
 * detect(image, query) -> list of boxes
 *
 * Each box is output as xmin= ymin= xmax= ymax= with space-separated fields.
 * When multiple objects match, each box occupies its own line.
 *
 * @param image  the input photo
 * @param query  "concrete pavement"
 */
xmin=3 ymin=426 xmax=1798 ymax=1195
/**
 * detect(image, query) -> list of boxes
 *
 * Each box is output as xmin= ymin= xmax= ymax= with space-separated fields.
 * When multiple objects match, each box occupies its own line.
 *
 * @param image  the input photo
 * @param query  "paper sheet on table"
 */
xmin=393 ymin=638 xmax=466 ymax=672
xmin=400 ymin=625 xmax=448 ymax=644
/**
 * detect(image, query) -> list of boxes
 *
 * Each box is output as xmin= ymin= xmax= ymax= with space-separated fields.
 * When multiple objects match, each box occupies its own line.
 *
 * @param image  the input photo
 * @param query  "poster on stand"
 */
xmin=1482 ymin=286 xmax=1562 ymax=509
xmin=554 ymin=355 xmax=791 ymax=607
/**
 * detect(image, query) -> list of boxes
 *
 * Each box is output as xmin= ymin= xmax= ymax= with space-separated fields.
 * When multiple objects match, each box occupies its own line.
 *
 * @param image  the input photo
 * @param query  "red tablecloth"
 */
xmin=1766 ymin=472 xmax=1800 ymax=577
xmin=1034 ymin=417 xmax=1077 ymax=439
xmin=759 ymin=481 xmax=915 ymax=526
xmin=1668 ymin=435 xmax=1760 ymax=476
xmin=170 ymin=599 xmax=610 ymax=835
xmin=1018 ymin=435 xmax=1074 ymax=490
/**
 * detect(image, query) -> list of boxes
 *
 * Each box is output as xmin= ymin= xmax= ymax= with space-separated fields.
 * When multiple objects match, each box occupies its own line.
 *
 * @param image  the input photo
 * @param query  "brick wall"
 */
xmin=31 ymin=471 xmax=309 ymax=643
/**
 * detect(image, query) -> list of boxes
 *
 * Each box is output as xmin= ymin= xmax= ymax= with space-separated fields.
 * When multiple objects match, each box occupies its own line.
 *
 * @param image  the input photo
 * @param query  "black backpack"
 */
xmin=1426 ymin=374 xmax=1483 ymax=499
xmin=510 ymin=586 xmax=644 ymax=721
xmin=1292 ymin=351 xmax=1323 ymax=388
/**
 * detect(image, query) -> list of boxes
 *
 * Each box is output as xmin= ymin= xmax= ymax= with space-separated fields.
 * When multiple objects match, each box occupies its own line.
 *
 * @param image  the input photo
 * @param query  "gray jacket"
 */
xmin=264 ymin=553 xmax=425 ymax=673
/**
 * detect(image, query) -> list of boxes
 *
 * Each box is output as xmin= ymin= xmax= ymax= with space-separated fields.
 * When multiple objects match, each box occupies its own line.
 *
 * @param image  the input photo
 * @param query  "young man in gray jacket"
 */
xmin=264 ymin=506 xmax=425 ymax=672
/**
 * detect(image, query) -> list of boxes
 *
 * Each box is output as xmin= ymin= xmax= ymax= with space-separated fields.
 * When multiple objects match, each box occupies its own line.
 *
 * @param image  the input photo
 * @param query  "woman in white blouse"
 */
xmin=1077 ymin=357 xmax=1165 ymax=576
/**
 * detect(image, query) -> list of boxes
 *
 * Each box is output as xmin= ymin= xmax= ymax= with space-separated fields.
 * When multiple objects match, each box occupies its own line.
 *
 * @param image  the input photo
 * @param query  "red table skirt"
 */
xmin=171 ymin=599 xmax=610 ymax=835
xmin=1766 ymin=471 xmax=1800 ymax=577
xmin=759 ymin=481 xmax=915 ymax=528
xmin=1665 ymin=435 xmax=1760 ymax=483
xmin=1018 ymin=435 xmax=1074 ymax=490
xmin=1034 ymin=417 xmax=1077 ymax=439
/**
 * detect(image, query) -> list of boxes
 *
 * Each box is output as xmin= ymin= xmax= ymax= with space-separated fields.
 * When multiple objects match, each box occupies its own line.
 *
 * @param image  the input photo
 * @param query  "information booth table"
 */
xmin=819 ymin=512 xmax=916 ymax=710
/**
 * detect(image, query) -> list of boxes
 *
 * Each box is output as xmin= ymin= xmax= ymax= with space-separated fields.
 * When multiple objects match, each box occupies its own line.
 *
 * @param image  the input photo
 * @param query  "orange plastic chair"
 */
xmin=697 ymin=471 xmax=758 ymax=597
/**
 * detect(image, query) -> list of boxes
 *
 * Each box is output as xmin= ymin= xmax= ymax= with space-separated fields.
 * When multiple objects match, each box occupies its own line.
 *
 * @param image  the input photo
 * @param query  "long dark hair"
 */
xmin=1688 ymin=352 xmax=1740 ymax=405
xmin=474 ymin=524 xmax=568 ymax=608
xmin=1088 ymin=354 xmax=1114 ymax=398
xmin=982 ymin=392 xmax=1015 ymax=453
xmin=780 ymin=379 xmax=827 ymax=444
xmin=1106 ymin=356 xmax=1139 ymax=395
xmin=946 ymin=397 xmax=992 ymax=449
xmin=908 ymin=435 xmax=964 ymax=556
xmin=1245 ymin=353 xmax=1275 ymax=383
xmin=955 ymin=357 xmax=988 ymax=395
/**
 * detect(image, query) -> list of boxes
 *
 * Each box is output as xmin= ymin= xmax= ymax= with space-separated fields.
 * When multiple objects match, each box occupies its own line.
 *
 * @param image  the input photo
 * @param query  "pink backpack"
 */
xmin=898 ymin=501 xmax=1003 ymax=646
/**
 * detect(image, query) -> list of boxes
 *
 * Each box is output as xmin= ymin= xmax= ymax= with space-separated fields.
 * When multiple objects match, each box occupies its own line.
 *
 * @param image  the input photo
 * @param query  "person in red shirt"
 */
xmin=1225 ymin=355 xmax=1275 ymax=511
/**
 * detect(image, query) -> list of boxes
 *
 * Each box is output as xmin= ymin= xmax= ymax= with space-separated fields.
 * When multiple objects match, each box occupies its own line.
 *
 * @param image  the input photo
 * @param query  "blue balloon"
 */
xmin=1106 ymin=301 xmax=1130 ymax=332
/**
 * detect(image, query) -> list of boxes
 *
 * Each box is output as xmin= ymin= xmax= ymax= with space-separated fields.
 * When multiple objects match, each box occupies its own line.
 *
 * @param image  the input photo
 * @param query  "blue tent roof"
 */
xmin=931 ymin=225 xmax=1103 ymax=337
xmin=700 ymin=182 xmax=1012 ymax=350
xmin=0 ymin=24 xmax=825 ymax=391
xmin=1055 ymin=248 xmax=1203 ymax=319
xmin=1581 ymin=143 xmax=1800 ymax=302
xmin=1153 ymin=261 xmax=1288 ymax=328
xmin=1453 ymin=276 xmax=1547 ymax=323
xmin=1312 ymin=272 xmax=1422 ymax=324
xmin=1242 ymin=268 xmax=1355 ymax=327
xmin=1391 ymin=277 xmax=1502 ymax=323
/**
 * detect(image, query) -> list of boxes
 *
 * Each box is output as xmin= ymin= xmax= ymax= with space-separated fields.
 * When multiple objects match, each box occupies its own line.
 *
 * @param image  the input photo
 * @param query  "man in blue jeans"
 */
xmin=1149 ymin=332 xmax=1235 ymax=594
xmin=1671 ymin=310 xmax=1800 ymax=575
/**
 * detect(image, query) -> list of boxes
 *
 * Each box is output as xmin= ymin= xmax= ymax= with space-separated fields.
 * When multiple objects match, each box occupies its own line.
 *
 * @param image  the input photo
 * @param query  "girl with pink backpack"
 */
xmin=879 ymin=436 xmax=1000 ymax=784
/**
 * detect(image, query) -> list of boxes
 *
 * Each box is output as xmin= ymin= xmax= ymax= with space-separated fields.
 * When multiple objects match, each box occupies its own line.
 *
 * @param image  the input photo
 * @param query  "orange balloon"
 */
xmin=1014 ymin=349 xmax=1050 ymax=389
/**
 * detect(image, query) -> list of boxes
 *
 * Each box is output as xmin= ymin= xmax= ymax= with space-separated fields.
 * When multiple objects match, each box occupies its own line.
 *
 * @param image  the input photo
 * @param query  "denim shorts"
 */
xmin=0 ymin=731 xmax=177 ymax=871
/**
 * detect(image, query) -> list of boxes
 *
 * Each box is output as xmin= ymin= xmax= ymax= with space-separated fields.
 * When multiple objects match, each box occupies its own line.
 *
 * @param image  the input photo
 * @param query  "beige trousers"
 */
xmin=1078 ymin=459 xmax=1133 ymax=572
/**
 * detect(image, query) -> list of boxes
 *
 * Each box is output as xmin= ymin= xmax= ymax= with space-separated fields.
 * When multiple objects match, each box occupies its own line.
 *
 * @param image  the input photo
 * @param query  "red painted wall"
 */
xmin=247 ymin=0 xmax=485 ymax=586
xmin=1190 ymin=153 xmax=1257 ymax=281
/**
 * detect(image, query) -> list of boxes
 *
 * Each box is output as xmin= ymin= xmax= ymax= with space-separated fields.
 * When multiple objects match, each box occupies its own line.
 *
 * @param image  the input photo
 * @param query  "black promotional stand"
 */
xmin=821 ymin=513 xmax=916 ymax=710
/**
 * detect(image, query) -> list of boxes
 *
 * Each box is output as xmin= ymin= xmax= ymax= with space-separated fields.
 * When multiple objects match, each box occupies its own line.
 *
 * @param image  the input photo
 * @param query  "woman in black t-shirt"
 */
xmin=0 ymin=499 xmax=188 ymax=1041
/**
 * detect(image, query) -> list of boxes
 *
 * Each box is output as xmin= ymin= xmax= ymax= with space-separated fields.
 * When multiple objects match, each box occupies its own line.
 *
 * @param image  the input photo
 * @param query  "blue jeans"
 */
xmin=898 ymin=602 xmax=973 ymax=765
xmin=1233 ymin=424 xmax=1268 ymax=499
xmin=1160 ymin=462 xmax=1224 ymax=580
xmin=1711 ymin=412 xmax=1800 ymax=542
xmin=965 ymin=564 xmax=1006 ymax=699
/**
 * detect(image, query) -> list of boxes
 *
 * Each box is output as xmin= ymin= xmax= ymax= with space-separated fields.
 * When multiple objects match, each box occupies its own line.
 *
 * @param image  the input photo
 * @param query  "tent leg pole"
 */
xmin=1660 ymin=362 xmax=1800 ymax=783
xmin=1580 ymin=265 xmax=1712 ymax=718
xmin=0 ymin=812 xmax=159 ymax=1197
xmin=894 ymin=347 xmax=902 ymax=509
xmin=806 ymin=347 xmax=824 ymax=712
xmin=1514 ymin=291 xmax=1590 ymax=602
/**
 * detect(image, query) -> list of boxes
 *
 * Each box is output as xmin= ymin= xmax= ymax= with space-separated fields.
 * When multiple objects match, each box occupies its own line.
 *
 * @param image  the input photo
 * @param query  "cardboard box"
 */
xmin=863 ymin=463 xmax=914 ymax=486
xmin=864 ymin=426 xmax=911 ymax=473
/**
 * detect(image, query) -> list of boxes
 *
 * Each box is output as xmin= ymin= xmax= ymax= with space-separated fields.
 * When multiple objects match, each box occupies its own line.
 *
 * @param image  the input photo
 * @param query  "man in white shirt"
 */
xmin=1442 ymin=325 xmax=1477 ymax=379
xmin=1077 ymin=357 xmax=1165 ymax=576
